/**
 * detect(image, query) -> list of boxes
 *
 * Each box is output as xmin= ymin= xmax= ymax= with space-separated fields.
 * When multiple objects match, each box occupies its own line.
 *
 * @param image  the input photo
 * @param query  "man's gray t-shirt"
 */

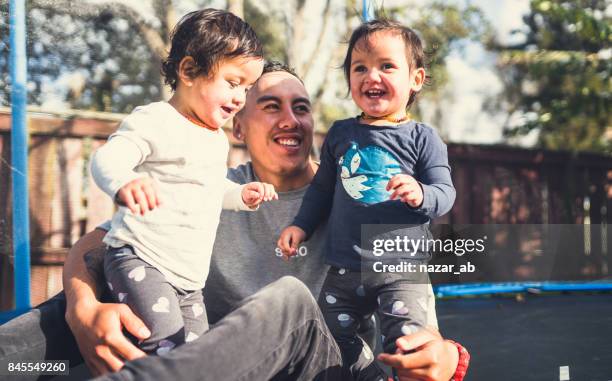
xmin=203 ymin=163 xmax=329 ymax=324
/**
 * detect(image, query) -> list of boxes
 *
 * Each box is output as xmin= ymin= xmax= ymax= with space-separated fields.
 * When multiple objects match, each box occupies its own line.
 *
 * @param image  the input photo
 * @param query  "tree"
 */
xmin=0 ymin=0 xmax=202 ymax=112
xmin=1 ymin=0 xmax=492 ymax=129
xmin=242 ymin=0 xmax=288 ymax=62
xmin=491 ymin=0 xmax=611 ymax=153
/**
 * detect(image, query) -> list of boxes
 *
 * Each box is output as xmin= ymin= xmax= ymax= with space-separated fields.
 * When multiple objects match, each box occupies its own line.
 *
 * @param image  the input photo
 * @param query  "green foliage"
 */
xmin=0 ymin=4 xmax=161 ymax=113
xmin=1 ymin=1 xmax=222 ymax=113
xmin=243 ymin=1 xmax=287 ymax=63
xmin=495 ymin=0 xmax=611 ymax=153
xmin=1 ymin=0 xmax=492 ymax=125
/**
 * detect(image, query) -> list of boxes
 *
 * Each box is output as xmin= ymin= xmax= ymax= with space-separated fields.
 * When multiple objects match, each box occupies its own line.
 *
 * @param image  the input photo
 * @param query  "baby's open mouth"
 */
xmin=364 ymin=89 xmax=386 ymax=98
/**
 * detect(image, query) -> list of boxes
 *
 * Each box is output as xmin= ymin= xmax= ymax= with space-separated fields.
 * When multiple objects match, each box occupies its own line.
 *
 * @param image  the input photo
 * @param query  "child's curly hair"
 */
xmin=161 ymin=9 xmax=264 ymax=91
xmin=342 ymin=19 xmax=428 ymax=108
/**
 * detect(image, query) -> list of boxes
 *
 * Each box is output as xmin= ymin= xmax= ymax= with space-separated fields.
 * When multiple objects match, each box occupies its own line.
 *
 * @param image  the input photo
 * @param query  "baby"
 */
xmin=91 ymin=9 xmax=276 ymax=355
xmin=279 ymin=18 xmax=455 ymax=380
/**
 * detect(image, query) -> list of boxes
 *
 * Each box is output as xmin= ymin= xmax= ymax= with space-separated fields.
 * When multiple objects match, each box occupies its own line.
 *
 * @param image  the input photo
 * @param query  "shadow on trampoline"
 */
xmin=437 ymin=293 xmax=612 ymax=381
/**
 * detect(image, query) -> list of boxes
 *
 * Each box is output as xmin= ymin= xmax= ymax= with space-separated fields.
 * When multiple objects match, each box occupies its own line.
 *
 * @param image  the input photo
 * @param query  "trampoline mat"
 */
xmin=437 ymin=294 xmax=612 ymax=381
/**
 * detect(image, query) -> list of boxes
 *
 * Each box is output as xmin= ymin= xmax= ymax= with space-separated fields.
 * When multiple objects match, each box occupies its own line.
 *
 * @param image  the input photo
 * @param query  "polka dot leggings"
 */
xmin=318 ymin=266 xmax=429 ymax=381
xmin=104 ymin=245 xmax=209 ymax=355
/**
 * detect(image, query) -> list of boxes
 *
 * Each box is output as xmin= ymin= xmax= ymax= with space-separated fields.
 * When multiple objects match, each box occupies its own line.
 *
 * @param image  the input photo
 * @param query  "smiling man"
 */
xmin=203 ymin=61 xmax=330 ymax=324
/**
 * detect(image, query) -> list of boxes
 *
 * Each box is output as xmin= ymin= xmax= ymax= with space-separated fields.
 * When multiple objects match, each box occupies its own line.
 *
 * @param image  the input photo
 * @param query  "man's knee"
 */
xmin=243 ymin=276 xmax=322 ymax=326
xmin=0 ymin=292 xmax=66 ymax=330
xmin=275 ymin=276 xmax=313 ymax=300
xmin=260 ymin=276 xmax=318 ymax=313
xmin=0 ymin=291 xmax=81 ymax=360
xmin=0 ymin=292 xmax=65 ymax=360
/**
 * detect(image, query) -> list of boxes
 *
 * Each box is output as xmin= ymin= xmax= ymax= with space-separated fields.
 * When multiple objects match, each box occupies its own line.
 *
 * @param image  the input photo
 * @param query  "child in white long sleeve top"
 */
xmin=91 ymin=9 xmax=276 ymax=355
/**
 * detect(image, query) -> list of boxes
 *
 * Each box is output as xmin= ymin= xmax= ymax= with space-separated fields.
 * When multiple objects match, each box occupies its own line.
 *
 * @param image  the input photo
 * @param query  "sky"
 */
xmin=441 ymin=0 xmax=532 ymax=145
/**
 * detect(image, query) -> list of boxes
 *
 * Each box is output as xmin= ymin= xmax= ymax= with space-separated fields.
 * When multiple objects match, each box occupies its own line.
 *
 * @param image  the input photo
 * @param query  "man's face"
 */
xmin=235 ymin=71 xmax=314 ymax=178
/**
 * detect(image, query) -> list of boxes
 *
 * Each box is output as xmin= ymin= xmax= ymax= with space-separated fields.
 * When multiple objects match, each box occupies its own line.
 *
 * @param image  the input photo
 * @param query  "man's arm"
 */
xmin=62 ymin=228 xmax=106 ymax=312
xmin=62 ymin=229 xmax=149 ymax=376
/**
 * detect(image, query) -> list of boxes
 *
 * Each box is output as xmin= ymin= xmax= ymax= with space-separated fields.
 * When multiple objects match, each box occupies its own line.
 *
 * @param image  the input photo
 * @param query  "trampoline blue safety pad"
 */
xmin=434 ymin=281 xmax=612 ymax=297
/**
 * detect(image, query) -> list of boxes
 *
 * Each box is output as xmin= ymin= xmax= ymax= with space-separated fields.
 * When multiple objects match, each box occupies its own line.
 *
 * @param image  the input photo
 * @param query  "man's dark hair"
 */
xmin=342 ymin=19 xmax=428 ymax=108
xmin=161 ymin=8 xmax=264 ymax=91
xmin=262 ymin=61 xmax=303 ymax=84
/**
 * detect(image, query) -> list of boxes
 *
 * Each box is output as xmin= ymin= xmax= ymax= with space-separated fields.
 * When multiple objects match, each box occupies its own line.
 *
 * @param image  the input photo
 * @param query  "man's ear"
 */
xmin=232 ymin=116 xmax=245 ymax=141
xmin=177 ymin=56 xmax=198 ymax=87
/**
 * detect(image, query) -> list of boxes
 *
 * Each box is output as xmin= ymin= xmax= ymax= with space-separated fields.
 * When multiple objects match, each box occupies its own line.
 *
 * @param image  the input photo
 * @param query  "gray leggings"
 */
xmin=104 ymin=246 xmax=208 ymax=355
xmin=319 ymin=266 xmax=428 ymax=381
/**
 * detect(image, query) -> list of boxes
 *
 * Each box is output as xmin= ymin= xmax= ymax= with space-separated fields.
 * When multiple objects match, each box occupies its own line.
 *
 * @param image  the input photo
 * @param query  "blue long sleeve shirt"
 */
xmin=292 ymin=118 xmax=455 ymax=270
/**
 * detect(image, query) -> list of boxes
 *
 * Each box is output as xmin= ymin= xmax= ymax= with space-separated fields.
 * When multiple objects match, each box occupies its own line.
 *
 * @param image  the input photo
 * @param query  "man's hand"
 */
xmin=65 ymin=300 xmax=150 ymax=376
xmin=242 ymin=182 xmax=278 ymax=208
xmin=387 ymin=174 xmax=424 ymax=208
xmin=116 ymin=177 xmax=161 ymax=215
xmin=378 ymin=328 xmax=459 ymax=381
xmin=277 ymin=225 xmax=306 ymax=259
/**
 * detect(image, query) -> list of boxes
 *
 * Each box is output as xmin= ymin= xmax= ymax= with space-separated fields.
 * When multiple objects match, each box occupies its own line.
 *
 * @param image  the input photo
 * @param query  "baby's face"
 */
xmin=349 ymin=31 xmax=422 ymax=120
xmin=186 ymin=56 xmax=264 ymax=129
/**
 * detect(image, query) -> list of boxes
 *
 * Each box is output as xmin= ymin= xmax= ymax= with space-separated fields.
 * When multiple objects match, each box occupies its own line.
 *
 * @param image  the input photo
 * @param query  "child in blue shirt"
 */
xmin=279 ymin=19 xmax=455 ymax=380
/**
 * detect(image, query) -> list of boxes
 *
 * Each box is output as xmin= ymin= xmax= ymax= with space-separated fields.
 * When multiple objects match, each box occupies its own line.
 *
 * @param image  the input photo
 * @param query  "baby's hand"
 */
xmin=116 ymin=177 xmax=161 ymax=215
xmin=242 ymin=182 xmax=278 ymax=209
xmin=387 ymin=174 xmax=424 ymax=208
xmin=277 ymin=226 xmax=306 ymax=260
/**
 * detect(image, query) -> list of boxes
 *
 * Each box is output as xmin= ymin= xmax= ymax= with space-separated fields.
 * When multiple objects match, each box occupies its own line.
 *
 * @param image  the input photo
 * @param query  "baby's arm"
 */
xmin=415 ymin=130 xmax=455 ymax=218
xmin=91 ymin=132 xmax=159 ymax=215
xmin=391 ymin=128 xmax=455 ymax=219
xmin=278 ymin=129 xmax=337 ymax=256
xmin=221 ymin=179 xmax=277 ymax=211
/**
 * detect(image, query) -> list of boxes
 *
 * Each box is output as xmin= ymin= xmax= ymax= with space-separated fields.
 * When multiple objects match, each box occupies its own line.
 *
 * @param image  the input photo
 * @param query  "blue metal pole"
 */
xmin=10 ymin=0 xmax=31 ymax=311
xmin=362 ymin=0 xmax=372 ymax=21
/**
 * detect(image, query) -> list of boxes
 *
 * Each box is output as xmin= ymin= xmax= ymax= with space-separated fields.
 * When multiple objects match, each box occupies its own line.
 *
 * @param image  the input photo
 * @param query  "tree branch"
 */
xmin=311 ymin=1 xmax=354 ymax=115
xmin=288 ymin=0 xmax=306 ymax=70
xmin=301 ymin=0 xmax=332 ymax=79
xmin=227 ymin=0 xmax=244 ymax=19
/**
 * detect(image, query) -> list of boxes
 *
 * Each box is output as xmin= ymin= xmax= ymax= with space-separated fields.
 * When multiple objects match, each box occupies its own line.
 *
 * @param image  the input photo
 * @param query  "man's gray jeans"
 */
xmin=0 ymin=276 xmax=346 ymax=381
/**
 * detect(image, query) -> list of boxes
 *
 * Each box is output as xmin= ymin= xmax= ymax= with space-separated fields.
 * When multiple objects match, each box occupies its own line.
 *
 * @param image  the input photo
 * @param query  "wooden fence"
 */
xmin=1 ymin=108 xmax=610 ymax=308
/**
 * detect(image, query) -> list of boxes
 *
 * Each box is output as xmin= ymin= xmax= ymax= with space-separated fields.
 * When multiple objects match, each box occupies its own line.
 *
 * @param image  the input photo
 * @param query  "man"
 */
xmin=0 ymin=62 xmax=461 ymax=381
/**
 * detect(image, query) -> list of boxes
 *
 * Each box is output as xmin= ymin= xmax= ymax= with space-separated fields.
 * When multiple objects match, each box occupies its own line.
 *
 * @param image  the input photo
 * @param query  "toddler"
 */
xmin=91 ymin=9 xmax=276 ymax=355
xmin=279 ymin=19 xmax=455 ymax=380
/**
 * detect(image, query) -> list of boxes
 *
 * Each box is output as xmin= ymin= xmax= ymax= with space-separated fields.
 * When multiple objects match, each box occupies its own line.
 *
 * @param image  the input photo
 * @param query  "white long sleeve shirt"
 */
xmin=91 ymin=101 xmax=251 ymax=290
